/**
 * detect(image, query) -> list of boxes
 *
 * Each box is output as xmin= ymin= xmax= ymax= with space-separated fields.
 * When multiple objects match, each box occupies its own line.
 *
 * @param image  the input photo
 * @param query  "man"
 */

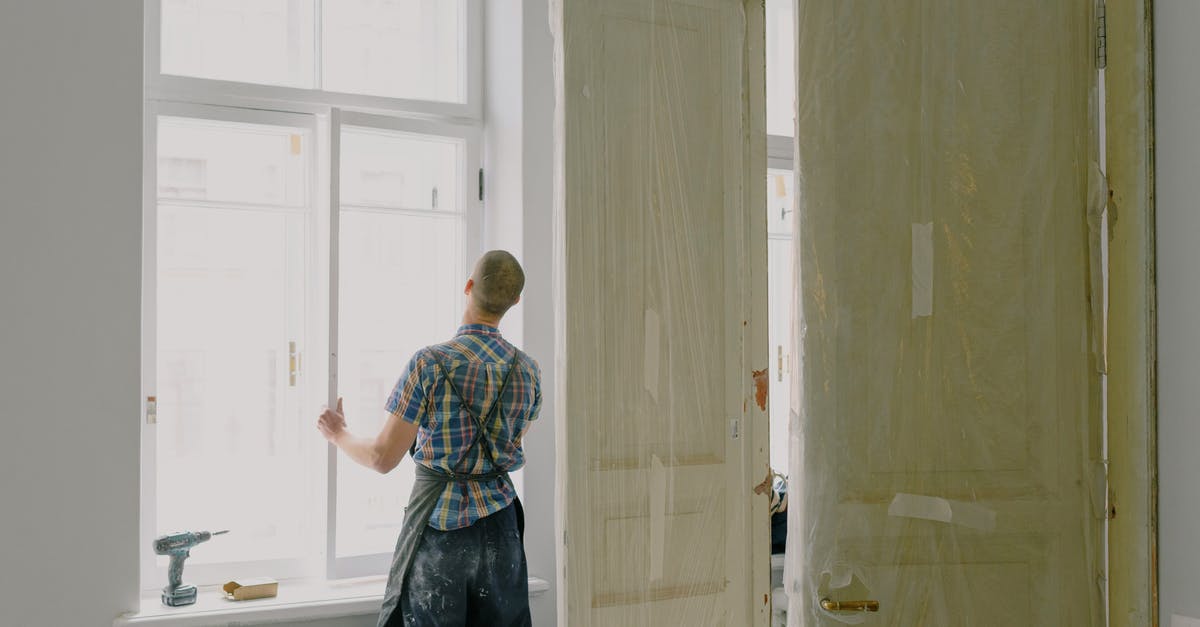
xmin=317 ymin=250 xmax=541 ymax=627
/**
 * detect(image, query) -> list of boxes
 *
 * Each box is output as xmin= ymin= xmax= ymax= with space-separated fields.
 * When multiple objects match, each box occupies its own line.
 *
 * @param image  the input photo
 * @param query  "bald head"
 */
xmin=469 ymin=250 xmax=525 ymax=317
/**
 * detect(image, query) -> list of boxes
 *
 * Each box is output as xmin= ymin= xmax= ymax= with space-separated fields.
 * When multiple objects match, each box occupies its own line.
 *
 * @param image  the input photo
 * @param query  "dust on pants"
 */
xmin=391 ymin=503 xmax=530 ymax=627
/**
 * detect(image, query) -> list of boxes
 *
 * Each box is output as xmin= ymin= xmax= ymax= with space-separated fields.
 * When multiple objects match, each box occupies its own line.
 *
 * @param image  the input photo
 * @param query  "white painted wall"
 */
xmin=1156 ymin=1 xmax=1200 ymax=624
xmin=519 ymin=0 xmax=558 ymax=623
xmin=483 ymin=1 xmax=559 ymax=624
xmin=0 ymin=1 xmax=144 ymax=626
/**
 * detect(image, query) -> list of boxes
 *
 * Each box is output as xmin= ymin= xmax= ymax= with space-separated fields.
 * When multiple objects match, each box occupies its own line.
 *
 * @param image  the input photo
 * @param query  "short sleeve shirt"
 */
xmin=385 ymin=324 xmax=542 ymax=530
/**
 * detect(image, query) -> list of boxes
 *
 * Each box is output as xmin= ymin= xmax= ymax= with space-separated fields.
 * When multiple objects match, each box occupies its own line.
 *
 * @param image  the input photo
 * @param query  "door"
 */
xmin=553 ymin=0 xmax=769 ymax=625
xmin=790 ymin=3 xmax=1103 ymax=626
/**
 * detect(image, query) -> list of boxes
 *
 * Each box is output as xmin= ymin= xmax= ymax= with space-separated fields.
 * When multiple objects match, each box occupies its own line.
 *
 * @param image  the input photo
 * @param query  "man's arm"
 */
xmin=317 ymin=398 xmax=418 ymax=474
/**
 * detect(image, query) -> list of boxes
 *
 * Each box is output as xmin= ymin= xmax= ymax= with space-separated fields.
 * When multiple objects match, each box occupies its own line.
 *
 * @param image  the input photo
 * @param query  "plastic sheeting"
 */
xmin=552 ymin=0 xmax=770 ymax=625
xmin=789 ymin=2 xmax=1104 ymax=626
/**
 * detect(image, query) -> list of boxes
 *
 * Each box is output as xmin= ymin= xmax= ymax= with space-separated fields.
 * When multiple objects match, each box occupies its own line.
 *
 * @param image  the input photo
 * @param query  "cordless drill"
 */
xmin=153 ymin=530 xmax=228 ymax=606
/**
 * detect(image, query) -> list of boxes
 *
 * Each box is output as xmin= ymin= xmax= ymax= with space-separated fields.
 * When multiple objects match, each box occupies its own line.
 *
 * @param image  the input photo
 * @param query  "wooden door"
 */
xmin=791 ymin=3 xmax=1104 ymax=626
xmin=553 ymin=0 xmax=769 ymax=625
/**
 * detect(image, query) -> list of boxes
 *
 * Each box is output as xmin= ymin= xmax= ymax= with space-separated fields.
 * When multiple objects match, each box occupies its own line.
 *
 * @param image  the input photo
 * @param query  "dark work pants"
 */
xmin=386 ymin=503 xmax=531 ymax=627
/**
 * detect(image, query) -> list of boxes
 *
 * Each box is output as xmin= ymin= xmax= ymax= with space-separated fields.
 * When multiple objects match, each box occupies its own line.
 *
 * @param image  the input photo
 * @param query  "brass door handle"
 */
xmin=820 ymin=598 xmax=880 ymax=612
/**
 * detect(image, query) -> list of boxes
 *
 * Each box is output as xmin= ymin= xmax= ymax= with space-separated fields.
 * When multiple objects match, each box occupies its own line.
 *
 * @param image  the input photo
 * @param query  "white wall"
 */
xmin=483 ymin=1 xmax=559 ymax=624
xmin=0 ymin=1 xmax=144 ymax=626
xmin=519 ymin=0 xmax=558 ymax=623
xmin=1155 ymin=1 xmax=1200 ymax=624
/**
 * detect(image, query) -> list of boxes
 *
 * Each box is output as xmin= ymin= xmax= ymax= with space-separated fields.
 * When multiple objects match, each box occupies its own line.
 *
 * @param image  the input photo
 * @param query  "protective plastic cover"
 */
xmin=788 ymin=3 xmax=1104 ymax=626
xmin=551 ymin=0 xmax=771 ymax=625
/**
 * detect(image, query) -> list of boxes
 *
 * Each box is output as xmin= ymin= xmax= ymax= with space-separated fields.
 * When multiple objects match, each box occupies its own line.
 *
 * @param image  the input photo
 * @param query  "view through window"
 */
xmin=145 ymin=0 xmax=480 ymax=585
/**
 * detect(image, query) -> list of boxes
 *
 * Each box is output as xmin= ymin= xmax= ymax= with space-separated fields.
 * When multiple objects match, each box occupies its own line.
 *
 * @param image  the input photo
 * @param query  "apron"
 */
xmin=377 ymin=350 xmax=526 ymax=627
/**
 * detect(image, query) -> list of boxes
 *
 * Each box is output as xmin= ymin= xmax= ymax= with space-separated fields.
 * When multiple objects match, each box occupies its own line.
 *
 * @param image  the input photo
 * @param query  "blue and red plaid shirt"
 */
xmin=385 ymin=324 xmax=541 ymax=530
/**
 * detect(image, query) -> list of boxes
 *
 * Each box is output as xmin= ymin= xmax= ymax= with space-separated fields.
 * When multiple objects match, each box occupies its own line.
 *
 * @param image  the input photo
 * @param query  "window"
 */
xmin=766 ymin=0 xmax=796 ymax=472
xmin=766 ymin=168 xmax=795 ymax=470
xmin=150 ymin=0 xmax=481 ymax=117
xmin=332 ymin=115 xmax=478 ymax=575
xmin=141 ymin=1 xmax=483 ymax=589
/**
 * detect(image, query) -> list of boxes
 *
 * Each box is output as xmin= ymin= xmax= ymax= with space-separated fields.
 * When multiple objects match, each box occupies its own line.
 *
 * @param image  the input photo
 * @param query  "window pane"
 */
xmin=157 ymin=208 xmax=310 ymax=565
xmin=161 ymin=0 xmax=315 ymax=88
xmin=156 ymin=116 xmax=312 ymax=566
xmin=159 ymin=117 xmax=309 ymax=207
xmin=766 ymin=0 xmax=795 ymax=136
xmin=340 ymin=127 xmax=461 ymax=211
xmin=323 ymin=0 xmax=465 ymax=102
xmin=336 ymin=127 xmax=465 ymax=558
xmin=766 ymin=169 xmax=794 ymax=470
xmin=336 ymin=213 xmax=463 ymax=556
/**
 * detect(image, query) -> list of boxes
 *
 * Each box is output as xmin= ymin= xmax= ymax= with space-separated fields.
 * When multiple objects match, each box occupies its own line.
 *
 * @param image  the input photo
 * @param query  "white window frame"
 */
xmin=145 ymin=0 xmax=484 ymax=121
xmin=141 ymin=100 xmax=327 ymax=589
xmin=141 ymin=0 xmax=485 ymax=593
xmin=325 ymin=110 xmax=482 ymax=580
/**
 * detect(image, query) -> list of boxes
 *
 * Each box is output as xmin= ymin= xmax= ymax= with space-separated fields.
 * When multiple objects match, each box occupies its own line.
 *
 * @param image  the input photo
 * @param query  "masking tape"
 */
xmin=888 ymin=493 xmax=996 ymax=532
xmin=649 ymin=454 xmax=666 ymax=581
xmin=911 ymin=223 xmax=933 ymax=318
xmin=644 ymin=308 xmax=661 ymax=401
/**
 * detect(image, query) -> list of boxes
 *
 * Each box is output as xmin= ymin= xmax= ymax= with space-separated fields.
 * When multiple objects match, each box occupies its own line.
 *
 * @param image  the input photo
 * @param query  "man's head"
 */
xmin=465 ymin=250 xmax=525 ymax=321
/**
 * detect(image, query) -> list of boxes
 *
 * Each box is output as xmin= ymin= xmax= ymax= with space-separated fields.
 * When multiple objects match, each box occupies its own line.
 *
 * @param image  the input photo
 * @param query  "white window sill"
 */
xmin=115 ymin=576 xmax=551 ymax=626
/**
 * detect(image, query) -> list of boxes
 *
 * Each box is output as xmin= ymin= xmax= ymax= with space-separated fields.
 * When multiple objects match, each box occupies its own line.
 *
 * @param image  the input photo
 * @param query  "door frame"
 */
xmin=1104 ymin=0 xmax=1158 ymax=625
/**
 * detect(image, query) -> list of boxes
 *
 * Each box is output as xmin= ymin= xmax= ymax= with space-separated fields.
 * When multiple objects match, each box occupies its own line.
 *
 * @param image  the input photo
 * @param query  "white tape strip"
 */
xmin=644 ymin=308 xmax=660 ymax=402
xmin=649 ymin=454 xmax=666 ymax=581
xmin=888 ymin=493 xmax=996 ymax=532
xmin=911 ymin=223 xmax=934 ymax=318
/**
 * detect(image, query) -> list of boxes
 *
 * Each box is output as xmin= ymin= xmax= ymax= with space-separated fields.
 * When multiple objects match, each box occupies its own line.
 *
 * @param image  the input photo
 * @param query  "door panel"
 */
xmin=791 ymin=2 xmax=1102 ymax=625
xmin=554 ymin=0 xmax=768 ymax=625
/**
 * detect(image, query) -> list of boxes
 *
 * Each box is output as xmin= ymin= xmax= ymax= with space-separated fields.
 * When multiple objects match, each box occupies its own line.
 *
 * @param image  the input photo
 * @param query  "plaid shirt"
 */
xmin=385 ymin=324 xmax=542 ymax=530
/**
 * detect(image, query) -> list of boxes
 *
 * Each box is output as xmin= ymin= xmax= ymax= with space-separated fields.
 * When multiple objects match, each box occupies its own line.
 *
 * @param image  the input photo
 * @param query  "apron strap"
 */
xmin=429 ymin=349 xmax=521 ymax=474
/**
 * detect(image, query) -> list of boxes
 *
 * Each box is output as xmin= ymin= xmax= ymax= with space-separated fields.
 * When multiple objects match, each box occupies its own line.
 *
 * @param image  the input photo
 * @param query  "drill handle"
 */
xmin=166 ymin=550 xmax=189 ymax=589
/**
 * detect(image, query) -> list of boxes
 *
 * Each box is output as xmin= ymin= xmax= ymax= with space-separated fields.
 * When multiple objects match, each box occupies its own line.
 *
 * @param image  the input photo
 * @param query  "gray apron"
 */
xmin=377 ymin=351 xmax=525 ymax=627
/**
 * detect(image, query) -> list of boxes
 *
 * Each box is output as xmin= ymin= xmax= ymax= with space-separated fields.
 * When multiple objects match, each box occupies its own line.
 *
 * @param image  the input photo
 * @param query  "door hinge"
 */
xmin=1096 ymin=4 xmax=1107 ymax=69
xmin=730 ymin=418 xmax=741 ymax=440
xmin=478 ymin=168 xmax=485 ymax=201
xmin=146 ymin=396 xmax=157 ymax=424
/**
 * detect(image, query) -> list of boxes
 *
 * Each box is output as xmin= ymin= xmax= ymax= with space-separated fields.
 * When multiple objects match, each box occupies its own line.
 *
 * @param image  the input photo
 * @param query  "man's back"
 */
xmin=386 ymin=323 xmax=542 ymax=531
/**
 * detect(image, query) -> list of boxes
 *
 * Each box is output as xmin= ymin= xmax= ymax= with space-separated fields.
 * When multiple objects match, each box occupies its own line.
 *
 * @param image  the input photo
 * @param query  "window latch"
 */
xmin=289 ymin=341 xmax=299 ymax=387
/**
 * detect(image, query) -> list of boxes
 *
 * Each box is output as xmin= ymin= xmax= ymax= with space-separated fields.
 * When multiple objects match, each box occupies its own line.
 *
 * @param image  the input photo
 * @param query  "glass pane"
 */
xmin=161 ymin=0 xmax=315 ymax=88
xmin=156 ymin=205 xmax=310 ymax=565
xmin=340 ymin=127 xmax=461 ymax=211
xmin=766 ymin=169 xmax=794 ymax=470
xmin=766 ymin=0 xmax=795 ymax=137
xmin=158 ymin=117 xmax=309 ymax=207
xmin=336 ymin=212 xmax=463 ymax=557
xmin=322 ymin=0 xmax=465 ymax=102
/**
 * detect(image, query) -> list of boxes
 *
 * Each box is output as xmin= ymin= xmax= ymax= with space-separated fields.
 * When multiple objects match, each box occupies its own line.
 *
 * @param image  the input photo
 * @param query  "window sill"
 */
xmin=115 ymin=576 xmax=551 ymax=626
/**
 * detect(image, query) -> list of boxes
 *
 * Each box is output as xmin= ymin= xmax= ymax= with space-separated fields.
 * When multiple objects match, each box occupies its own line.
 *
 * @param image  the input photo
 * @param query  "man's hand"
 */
xmin=317 ymin=397 xmax=348 ymax=443
xmin=316 ymin=397 xmax=419 ymax=474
